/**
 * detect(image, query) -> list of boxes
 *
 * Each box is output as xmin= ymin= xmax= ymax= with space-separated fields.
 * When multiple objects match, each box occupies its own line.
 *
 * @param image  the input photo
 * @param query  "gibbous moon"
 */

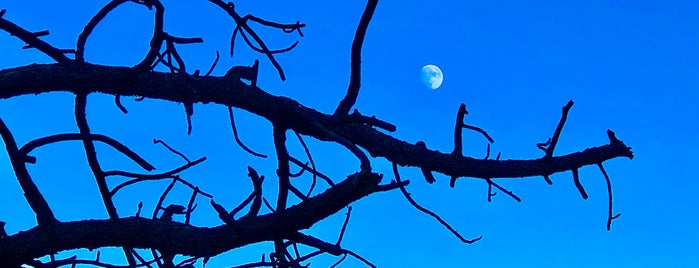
xmin=421 ymin=64 xmax=443 ymax=90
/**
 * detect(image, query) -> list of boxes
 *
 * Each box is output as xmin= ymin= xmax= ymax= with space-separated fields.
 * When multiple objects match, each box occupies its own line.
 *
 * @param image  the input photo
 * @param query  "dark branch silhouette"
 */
xmin=0 ymin=1 xmax=633 ymax=267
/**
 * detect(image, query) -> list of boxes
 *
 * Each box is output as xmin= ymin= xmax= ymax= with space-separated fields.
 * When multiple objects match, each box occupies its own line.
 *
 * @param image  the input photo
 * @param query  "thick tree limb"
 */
xmin=0 ymin=171 xmax=382 ymax=264
xmin=0 ymin=63 xmax=634 ymax=181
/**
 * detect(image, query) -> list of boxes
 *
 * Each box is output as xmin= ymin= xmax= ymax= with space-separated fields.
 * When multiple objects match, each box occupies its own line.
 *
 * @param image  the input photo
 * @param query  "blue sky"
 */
xmin=1 ymin=0 xmax=697 ymax=267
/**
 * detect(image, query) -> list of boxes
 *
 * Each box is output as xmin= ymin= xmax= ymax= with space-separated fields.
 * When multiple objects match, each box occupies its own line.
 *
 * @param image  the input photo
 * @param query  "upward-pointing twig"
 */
xmin=544 ymin=100 xmax=574 ymax=158
xmin=333 ymin=0 xmax=379 ymax=117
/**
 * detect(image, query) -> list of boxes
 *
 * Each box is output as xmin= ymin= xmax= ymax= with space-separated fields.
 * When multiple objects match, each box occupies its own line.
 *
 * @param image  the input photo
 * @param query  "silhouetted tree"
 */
xmin=0 ymin=1 xmax=633 ymax=267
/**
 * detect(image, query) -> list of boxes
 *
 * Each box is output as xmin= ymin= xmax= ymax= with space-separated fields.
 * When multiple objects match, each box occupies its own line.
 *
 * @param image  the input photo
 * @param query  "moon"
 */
xmin=421 ymin=64 xmax=443 ymax=90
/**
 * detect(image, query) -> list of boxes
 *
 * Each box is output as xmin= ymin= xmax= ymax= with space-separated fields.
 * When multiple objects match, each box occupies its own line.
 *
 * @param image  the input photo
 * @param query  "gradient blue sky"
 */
xmin=1 ymin=1 xmax=697 ymax=267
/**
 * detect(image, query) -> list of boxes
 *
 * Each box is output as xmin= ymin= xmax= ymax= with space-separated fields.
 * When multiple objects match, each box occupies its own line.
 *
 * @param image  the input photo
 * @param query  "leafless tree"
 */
xmin=0 ymin=1 xmax=633 ymax=267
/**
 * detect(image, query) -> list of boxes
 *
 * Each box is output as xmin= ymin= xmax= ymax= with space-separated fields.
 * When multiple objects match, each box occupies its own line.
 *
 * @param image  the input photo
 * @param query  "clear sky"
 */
xmin=1 ymin=0 xmax=697 ymax=267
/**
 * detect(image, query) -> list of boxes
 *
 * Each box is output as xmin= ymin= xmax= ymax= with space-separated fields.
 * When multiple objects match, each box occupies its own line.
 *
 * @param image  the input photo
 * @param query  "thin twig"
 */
xmin=486 ymin=179 xmax=521 ymax=202
xmin=393 ymin=162 xmax=482 ymax=244
xmin=336 ymin=206 xmax=352 ymax=245
xmin=210 ymin=0 xmax=304 ymax=80
xmin=228 ymin=106 xmax=267 ymax=158
xmin=184 ymin=189 xmax=198 ymax=225
xmin=295 ymin=131 xmax=318 ymax=197
xmin=106 ymin=157 xmax=208 ymax=197
xmin=545 ymin=100 xmax=574 ymax=158
xmin=76 ymin=0 xmax=130 ymax=62
xmin=598 ymin=163 xmax=621 ymax=230
xmin=19 ymin=133 xmax=154 ymax=171
xmin=204 ymin=50 xmax=220 ymax=76
xmin=153 ymin=138 xmax=190 ymax=163
xmin=0 ymin=14 xmax=71 ymax=62
xmin=289 ymin=156 xmax=335 ymax=186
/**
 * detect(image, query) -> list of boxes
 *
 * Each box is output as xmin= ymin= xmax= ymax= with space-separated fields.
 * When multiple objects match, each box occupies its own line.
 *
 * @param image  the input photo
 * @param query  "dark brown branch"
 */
xmin=105 ymin=157 xmax=208 ymax=197
xmin=262 ymin=198 xmax=275 ymax=213
xmin=243 ymin=166 xmax=264 ymax=219
xmin=462 ymin=124 xmax=495 ymax=144
xmin=288 ymin=185 xmax=311 ymax=203
xmin=204 ymin=50 xmax=220 ymax=77
xmin=333 ymin=0 xmax=379 ymax=117
xmin=0 ymin=117 xmax=57 ymax=226
xmin=544 ymin=100 xmax=574 ymax=158
xmin=0 ymin=13 xmax=70 ymax=62
xmin=164 ymin=34 xmax=203 ymax=45
xmin=165 ymin=39 xmax=186 ymax=73
xmin=153 ymin=178 xmax=178 ymax=219
xmin=0 ymin=63 xmax=634 ymax=180
xmin=598 ymin=163 xmax=621 ymax=231
xmin=416 ymin=141 xmax=436 ymax=184
xmin=30 ymin=254 xmax=162 ymax=268
xmin=153 ymin=138 xmax=190 ymax=163
xmin=236 ymin=27 xmax=299 ymax=55
xmin=340 ymin=109 xmax=396 ymax=132
xmin=313 ymin=120 xmax=371 ymax=172
xmin=272 ymin=126 xmax=291 ymax=213
xmin=133 ymin=0 xmax=165 ymax=72
xmin=542 ymin=174 xmax=553 ymax=185
xmin=485 ymin=179 xmax=521 ymax=202
xmin=453 ymin=104 xmax=467 ymax=156
xmin=18 ymin=133 xmax=154 ymax=171
xmin=210 ymin=0 xmax=298 ymax=80
xmin=1 ymin=170 xmax=380 ymax=263
xmin=288 ymin=232 xmax=376 ymax=267
xmin=104 ymin=157 xmax=206 ymax=180
xmin=75 ymin=94 xmax=116 ymax=216
xmin=373 ymin=179 xmax=410 ymax=193
xmin=74 ymin=93 xmax=136 ymax=266
xmin=115 ymin=95 xmax=128 ymax=114
xmin=330 ymin=253 xmax=348 ymax=268
xmin=242 ymin=14 xmax=306 ymax=35
xmin=336 ymin=206 xmax=352 ymax=245
xmin=272 ymin=125 xmax=290 ymax=262
xmin=228 ymin=106 xmax=267 ymax=158
xmin=572 ymin=168 xmax=588 ymax=199
xmin=76 ymin=0 xmax=130 ymax=62
xmin=230 ymin=193 xmax=256 ymax=219
xmin=184 ymin=102 xmax=194 ymax=135
xmin=294 ymin=131 xmax=318 ymax=197
xmin=211 ymin=200 xmax=236 ymax=226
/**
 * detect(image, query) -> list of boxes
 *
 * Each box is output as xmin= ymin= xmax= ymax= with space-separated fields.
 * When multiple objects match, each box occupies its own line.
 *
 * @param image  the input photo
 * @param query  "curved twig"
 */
xmin=598 ymin=163 xmax=621 ymax=230
xmin=210 ymin=0 xmax=304 ymax=80
xmin=107 ymin=157 xmax=209 ymax=197
xmin=393 ymin=162 xmax=482 ymax=244
xmin=76 ymin=0 xmax=130 ymax=62
xmin=133 ymin=0 xmax=165 ymax=72
xmin=19 ymin=133 xmax=154 ymax=171
xmin=294 ymin=131 xmax=318 ymax=197
xmin=228 ymin=106 xmax=267 ymax=158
